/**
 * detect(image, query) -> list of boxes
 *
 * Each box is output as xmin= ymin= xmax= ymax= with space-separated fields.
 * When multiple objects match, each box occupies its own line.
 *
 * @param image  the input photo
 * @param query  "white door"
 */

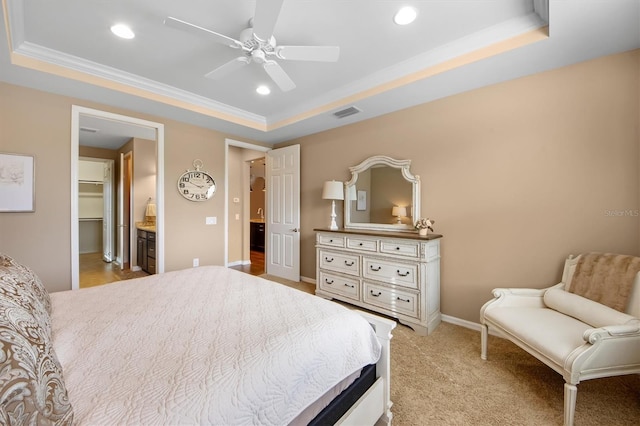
xmin=102 ymin=160 xmax=114 ymax=262
xmin=117 ymin=153 xmax=125 ymax=267
xmin=266 ymin=145 xmax=300 ymax=281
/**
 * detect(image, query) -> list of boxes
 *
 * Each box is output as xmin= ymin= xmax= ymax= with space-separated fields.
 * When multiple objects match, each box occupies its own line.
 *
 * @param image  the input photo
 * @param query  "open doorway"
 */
xmin=71 ymin=106 xmax=165 ymax=290
xmin=225 ymin=140 xmax=269 ymax=275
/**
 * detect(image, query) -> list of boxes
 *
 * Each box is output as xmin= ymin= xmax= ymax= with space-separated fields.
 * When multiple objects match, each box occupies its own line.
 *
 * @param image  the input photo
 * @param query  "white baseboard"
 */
xmin=441 ymin=314 xmax=482 ymax=332
xmin=441 ymin=314 xmax=502 ymax=336
xmin=301 ymin=275 xmax=316 ymax=284
xmin=131 ymin=266 xmax=142 ymax=272
xmin=227 ymin=260 xmax=251 ymax=267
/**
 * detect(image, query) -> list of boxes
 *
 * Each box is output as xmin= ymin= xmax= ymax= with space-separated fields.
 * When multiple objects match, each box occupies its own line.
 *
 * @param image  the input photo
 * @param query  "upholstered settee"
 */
xmin=480 ymin=253 xmax=640 ymax=426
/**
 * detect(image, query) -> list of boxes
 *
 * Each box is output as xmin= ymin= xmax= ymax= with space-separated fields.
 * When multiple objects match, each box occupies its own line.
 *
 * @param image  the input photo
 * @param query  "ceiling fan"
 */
xmin=164 ymin=0 xmax=340 ymax=92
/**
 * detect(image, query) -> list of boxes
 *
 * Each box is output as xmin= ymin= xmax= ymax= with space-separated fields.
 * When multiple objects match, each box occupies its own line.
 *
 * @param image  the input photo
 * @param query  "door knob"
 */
xmin=290 ymin=228 xmax=300 ymax=232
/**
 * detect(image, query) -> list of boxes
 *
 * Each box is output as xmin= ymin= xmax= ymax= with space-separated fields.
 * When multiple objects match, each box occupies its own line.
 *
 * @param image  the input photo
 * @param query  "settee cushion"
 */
xmin=544 ymin=288 xmax=639 ymax=328
xmin=0 ymin=254 xmax=73 ymax=424
xmin=483 ymin=307 xmax=591 ymax=365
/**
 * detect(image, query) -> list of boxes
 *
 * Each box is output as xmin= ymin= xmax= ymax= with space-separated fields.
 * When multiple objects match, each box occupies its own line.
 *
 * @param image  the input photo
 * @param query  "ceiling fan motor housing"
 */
xmin=240 ymin=27 xmax=276 ymax=58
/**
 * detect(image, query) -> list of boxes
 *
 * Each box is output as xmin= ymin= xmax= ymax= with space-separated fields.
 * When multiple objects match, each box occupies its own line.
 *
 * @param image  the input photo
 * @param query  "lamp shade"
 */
xmin=392 ymin=206 xmax=407 ymax=217
xmin=322 ymin=181 xmax=344 ymax=200
xmin=145 ymin=203 xmax=157 ymax=217
xmin=347 ymin=185 xmax=357 ymax=201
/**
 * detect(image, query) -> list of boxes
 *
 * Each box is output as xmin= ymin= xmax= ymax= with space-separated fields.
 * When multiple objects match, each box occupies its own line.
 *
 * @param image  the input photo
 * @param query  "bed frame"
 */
xmin=336 ymin=311 xmax=396 ymax=426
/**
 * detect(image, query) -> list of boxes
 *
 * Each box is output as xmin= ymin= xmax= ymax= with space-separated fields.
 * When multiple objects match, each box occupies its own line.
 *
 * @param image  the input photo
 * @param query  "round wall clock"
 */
xmin=177 ymin=159 xmax=216 ymax=201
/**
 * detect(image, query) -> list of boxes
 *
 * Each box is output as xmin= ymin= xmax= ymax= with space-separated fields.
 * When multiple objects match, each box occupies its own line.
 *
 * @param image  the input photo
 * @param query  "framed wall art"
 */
xmin=0 ymin=153 xmax=35 ymax=212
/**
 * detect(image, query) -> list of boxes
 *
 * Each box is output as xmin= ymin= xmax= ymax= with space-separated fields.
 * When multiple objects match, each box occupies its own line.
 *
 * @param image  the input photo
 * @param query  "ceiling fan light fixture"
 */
xmin=256 ymin=85 xmax=271 ymax=95
xmin=394 ymin=6 xmax=418 ymax=25
xmin=110 ymin=23 xmax=135 ymax=39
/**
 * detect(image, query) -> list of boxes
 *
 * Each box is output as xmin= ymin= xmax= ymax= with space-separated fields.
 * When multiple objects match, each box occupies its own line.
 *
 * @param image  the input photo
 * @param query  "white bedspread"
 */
xmin=50 ymin=266 xmax=381 ymax=425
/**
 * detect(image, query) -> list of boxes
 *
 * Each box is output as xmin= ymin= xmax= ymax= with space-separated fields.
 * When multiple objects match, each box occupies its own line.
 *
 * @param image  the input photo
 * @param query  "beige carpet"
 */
xmin=262 ymin=275 xmax=640 ymax=425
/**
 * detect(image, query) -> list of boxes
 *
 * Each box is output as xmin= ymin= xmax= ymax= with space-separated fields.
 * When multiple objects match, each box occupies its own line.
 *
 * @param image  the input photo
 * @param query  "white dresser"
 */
xmin=315 ymin=228 xmax=441 ymax=335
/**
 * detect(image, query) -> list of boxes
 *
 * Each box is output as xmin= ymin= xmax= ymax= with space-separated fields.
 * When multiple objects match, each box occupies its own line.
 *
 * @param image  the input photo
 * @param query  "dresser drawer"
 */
xmin=364 ymin=282 xmax=419 ymax=319
xmin=318 ymin=234 xmax=346 ymax=248
xmin=346 ymin=237 xmax=378 ymax=252
xmin=318 ymin=271 xmax=359 ymax=300
xmin=363 ymin=257 xmax=418 ymax=289
xmin=380 ymin=240 xmax=419 ymax=258
xmin=319 ymin=250 xmax=360 ymax=276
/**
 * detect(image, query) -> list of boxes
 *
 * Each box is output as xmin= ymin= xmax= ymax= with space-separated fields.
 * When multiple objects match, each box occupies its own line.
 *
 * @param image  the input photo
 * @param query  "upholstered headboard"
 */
xmin=0 ymin=253 xmax=74 ymax=425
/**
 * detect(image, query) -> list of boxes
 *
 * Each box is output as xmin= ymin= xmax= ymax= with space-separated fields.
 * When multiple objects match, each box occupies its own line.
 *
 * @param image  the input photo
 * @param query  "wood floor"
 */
xmin=81 ymin=250 xmax=264 ymax=288
xmin=79 ymin=252 xmax=148 ymax=288
xmin=229 ymin=250 xmax=265 ymax=276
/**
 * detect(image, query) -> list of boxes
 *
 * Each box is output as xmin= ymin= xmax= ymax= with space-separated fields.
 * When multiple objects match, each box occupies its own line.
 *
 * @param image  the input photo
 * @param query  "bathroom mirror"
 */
xmin=344 ymin=155 xmax=420 ymax=232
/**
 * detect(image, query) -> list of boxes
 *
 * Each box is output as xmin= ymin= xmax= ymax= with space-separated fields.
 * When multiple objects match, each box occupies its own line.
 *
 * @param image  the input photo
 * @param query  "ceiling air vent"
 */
xmin=332 ymin=106 xmax=361 ymax=119
xmin=79 ymin=127 xmax=99 ymax=133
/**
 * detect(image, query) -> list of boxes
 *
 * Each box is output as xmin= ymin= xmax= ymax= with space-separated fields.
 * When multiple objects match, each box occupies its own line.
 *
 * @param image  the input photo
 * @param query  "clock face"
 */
xmin=178 ymin=170 xmax=216 ymax=201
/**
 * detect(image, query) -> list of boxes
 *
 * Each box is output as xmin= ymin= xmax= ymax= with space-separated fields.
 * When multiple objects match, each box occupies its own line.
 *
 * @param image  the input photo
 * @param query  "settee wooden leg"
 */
xmin=564 ymin=383 xmax=577 ymax=426
xmin=480 ymin=324 xmax=488 ymax=360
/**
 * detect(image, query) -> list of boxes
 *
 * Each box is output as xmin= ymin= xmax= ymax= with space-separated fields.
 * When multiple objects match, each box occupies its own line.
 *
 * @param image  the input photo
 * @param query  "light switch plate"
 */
xmin=233 ymin=197 xmax=240 ymax=203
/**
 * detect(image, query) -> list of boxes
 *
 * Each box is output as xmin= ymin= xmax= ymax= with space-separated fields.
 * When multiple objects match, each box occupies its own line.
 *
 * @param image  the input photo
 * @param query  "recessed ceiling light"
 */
xmin=256 ymin=85 xmax=271 ymax=95
xmin=394 ymin=6 xmax=418 ymax=25
xmin=110 ymin=24 xmax=135 ymax=39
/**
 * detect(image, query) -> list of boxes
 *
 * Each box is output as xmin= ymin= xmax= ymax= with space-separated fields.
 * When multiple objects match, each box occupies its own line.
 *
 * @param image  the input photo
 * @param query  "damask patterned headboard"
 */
xmin=0 ymin=254 xmax=74 ymax=425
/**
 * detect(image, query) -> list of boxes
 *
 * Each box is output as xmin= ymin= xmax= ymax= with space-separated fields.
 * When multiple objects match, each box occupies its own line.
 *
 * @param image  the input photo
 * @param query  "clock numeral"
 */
xmin=183 ymin=189 xmax=189 ymax=194
xmin=179 ymin=183 xmax=185 ymax=188
xmin=181 ymin=177 xmax=189 ymax=182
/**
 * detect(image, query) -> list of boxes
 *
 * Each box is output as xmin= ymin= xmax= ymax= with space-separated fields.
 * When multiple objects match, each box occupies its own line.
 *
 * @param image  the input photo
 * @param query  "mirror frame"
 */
xmin=344 ymin=155 xmax=420 ymax=232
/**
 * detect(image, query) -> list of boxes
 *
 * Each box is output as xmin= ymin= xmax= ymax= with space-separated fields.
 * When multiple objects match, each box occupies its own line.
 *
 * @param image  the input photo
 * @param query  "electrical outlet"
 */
xmin=193 ymin=258 xmax=199 ymax=267
xmin=205 ymin=216 xmax=216 ymax=225
xmin=235 ymin=213 xmax=240 ymax=220
xmin=233 ymin=197 xmax=240 ymax=203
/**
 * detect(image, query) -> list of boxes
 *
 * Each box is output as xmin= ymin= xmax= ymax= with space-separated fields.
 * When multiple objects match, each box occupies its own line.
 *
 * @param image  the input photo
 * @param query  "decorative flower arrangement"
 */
xmin=414 ymin=218 xmax=435 ymax=234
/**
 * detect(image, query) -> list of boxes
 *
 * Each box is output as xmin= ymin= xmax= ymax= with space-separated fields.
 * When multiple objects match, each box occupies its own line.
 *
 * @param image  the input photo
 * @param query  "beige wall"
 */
xmin=280 ymin=49 xmax=640 ymax=323
xmin=1 ymin=49 xmax=638 ymax=323
xmin=0 ymin=82 xmax=265 ymax=292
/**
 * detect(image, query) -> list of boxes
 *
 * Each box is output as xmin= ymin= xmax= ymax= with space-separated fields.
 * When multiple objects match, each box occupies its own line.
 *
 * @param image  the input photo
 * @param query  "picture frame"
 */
xmin=356 ymin=190 xmax=367 ymax=211
xmin=0 ymin=153 xmax=35 ymax=212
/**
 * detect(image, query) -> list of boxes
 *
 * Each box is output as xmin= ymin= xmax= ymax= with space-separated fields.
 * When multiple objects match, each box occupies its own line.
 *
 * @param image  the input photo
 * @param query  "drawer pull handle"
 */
xmin=370 ymin=291 xmax=382 ymax=297
xmin=397 ymin=270 xmax=410 ymax=277
xmin=325 ymin=257 xmax=334 ymax=263
xmin=396 ymin=247 xmax=400 ymax=250
xmin=329 ymin=239 xmax=333 ymax=242
xmin=397 ymin=296 xmax=411 ymax=303
xmin=370 ymin=265 xmax=381 ymax=272
xmin=359 ymin=242 xmax=363 ymax=246
xmin=344 ymin=260 xmax=355 ymax=267
xmin=325 ymin=279 xmax=334 ymax=285
xmin=344 ymin=283 xmax=355 ymax=288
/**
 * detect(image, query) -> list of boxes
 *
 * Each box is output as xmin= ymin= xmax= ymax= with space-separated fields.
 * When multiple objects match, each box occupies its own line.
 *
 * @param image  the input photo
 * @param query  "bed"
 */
xmin=0 ymin=254 xmax=395 ymax=425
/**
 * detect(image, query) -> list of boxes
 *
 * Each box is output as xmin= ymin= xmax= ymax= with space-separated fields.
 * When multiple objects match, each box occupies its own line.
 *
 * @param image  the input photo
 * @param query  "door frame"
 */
xmin=71 ymin=105 xmax=165 ymax=290
xmin=224 ymin=139 xmax=269 ymax=267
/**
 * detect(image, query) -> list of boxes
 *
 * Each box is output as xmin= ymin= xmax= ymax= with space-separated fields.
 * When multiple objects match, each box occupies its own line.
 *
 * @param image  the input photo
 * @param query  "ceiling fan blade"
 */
xmin=276 ymin=45 xmax=340 ymax=62
xmin=205 ymin=57 xmax=250 ymax=80
xmin=252 ymin=0 xmax=285 ymax=41
xmin=164 ymin=17 xmax=243 ymax=48
xmin=263 ymin=60 xmax=296 ymax=92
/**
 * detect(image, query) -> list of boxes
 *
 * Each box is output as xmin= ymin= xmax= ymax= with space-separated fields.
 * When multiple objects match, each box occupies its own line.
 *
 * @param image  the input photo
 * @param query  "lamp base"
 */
xmin=328 ymin=200 xmax=338 ymax=230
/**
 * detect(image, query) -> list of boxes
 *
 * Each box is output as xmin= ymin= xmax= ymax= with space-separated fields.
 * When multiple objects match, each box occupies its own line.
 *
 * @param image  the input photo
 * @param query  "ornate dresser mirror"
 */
xmin=344 ymin=155 xmax=420 ymax=232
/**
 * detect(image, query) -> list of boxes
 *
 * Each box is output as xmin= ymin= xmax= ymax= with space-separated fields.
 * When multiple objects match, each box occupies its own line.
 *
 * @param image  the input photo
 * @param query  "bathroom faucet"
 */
xmin=257 ymin=208 xmax=264 ymax=219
